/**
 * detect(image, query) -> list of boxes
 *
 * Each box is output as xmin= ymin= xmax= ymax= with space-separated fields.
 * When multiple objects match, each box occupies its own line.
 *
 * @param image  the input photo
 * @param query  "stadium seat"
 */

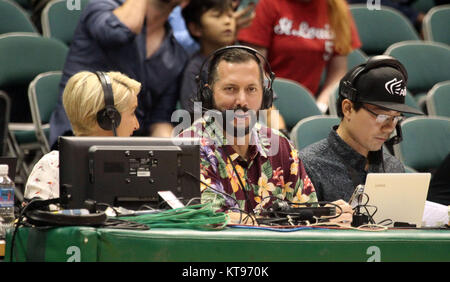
xmin=350 ymin=4 xmax=420 ymax=55
xmin=423 ymin=4 xmax=450 ymax=46
xmin=318 ymin=48 xmax=368 ymax=93
xmin=0 ymin=0 xmax=37 ymax=35
xmin=393 ymin=116 xmax=450 ymax=171
xmin=28 ymin=71 xmax=62 ymax=154
xmin=385 ymin=41 xmax=450 ymax=101
xmin=347 ymin=48 xmax=368 ymax=69
xmin=41 ymin=0 xmax=90 ymax=45
xmin=0 ymin=33 xmax=68 ymax=177
xmin=290 ymin=115 xmax=340 ymax=151
xmin=272 ymin=78 xmax=322 ymax=131
xmin=0 ymin=91 xmax=11 ymax=156
xmin=328 ymin=86 xmax=340 ymax=116
xmin=426 ymin=80 xmax=450 ymax=118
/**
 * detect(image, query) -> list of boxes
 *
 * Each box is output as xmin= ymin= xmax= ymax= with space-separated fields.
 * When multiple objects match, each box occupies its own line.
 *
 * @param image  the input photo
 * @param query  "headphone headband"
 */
xmin=96 ymin=71 xmax=114 ymax=108
xmin=95 ymin=71 xmax=121 ymax=136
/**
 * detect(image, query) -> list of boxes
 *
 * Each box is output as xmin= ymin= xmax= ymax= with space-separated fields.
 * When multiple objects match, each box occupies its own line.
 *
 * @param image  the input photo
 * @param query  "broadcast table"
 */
xmin=4 ymin=226 xmax=450 ymax=262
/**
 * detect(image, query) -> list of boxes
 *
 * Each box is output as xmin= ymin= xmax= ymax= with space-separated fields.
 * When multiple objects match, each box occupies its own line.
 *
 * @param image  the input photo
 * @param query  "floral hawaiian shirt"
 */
xmin=178 ymin=117 xmax=317 ymax=213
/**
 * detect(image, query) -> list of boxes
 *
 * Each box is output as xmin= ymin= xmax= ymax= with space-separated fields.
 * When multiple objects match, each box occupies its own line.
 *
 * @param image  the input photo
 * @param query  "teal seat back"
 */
xmin=394 ymin=116 xmax=450 ymax=171
xmin=423 ymin=5 xmax=450 ymax=46
xmin=426 ymin=81 xmax=450 ymax=118
xmin=42 ymin=0 xmax=90 ymax=45
xmin=28 ymin=71 xmax=62 ymax=152
xmin=0 ymin=0 xmax=37 ymax=34
xmin=0 ymin=34 xmax=68 ymax=122
xmin=29 ymin=71 xmax=62 ymax=124
xmin=347 ymin=48 xmax=368 ymax=69
xmin=272 ymin=78 xmax=322 ymax=131
xmin=318 ymin=49 xmax=367 ymax=92
xmin=290 ymin=116 xmax=340 ymax=151
xmin=385 ymin=41 xmax=450 ymax=95
xmin=0 ymin=34 xmax=68 ymax=87
xmin=350 ymin=5 xmax=420 ymax=55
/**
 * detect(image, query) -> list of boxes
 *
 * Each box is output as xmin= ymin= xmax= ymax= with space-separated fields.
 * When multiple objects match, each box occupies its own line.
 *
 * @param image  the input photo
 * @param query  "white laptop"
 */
xmin=363 ymin=173 xmax=431 ymax=228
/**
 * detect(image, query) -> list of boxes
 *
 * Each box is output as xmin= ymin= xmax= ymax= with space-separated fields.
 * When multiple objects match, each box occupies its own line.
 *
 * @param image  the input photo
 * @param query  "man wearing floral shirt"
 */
xmin=178 ymin=46 xmax=317 ymax=217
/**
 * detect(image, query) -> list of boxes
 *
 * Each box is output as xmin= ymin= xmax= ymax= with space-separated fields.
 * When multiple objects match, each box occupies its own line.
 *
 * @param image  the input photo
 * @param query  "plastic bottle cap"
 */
xmin=0 ymin=164 xmax=8 ymax=175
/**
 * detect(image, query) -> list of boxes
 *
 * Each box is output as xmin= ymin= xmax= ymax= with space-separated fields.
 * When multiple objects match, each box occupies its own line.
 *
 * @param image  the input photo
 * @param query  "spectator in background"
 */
xmin=180 ymin=0 xmax=286 ymax=131
xmin=237 ymin=0 xmax=362 ymax=114
xmin=49 ymin=0 xmax=189 ymax=149
xmin=168 ymin=4 xmax=200 ymax=56
xmin=179 ymin=0 xmax=237 ymax=113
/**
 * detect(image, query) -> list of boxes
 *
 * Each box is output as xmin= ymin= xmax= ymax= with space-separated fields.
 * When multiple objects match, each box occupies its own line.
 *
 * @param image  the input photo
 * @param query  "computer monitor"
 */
xmin=59 ymin=136 xmax=201 ymax=210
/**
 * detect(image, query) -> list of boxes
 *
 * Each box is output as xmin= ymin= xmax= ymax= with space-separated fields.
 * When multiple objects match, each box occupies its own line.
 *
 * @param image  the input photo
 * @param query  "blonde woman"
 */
xmin=24 ymin=71 xmax=141 ymax=200
xmin=237 ymin=0 xmax=362 ymax=113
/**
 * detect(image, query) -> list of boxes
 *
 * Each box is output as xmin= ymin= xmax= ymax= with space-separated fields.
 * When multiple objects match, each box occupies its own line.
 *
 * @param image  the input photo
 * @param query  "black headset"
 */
xmin=339 ymin=55 xmax=405 ymax=146
xmin=195 ymin=45 xmax=275 ymax=110
xmin=339 ymin=55 xmax=408 ymax=102
xmin=95 ymin=71 xmax=121 ymax=136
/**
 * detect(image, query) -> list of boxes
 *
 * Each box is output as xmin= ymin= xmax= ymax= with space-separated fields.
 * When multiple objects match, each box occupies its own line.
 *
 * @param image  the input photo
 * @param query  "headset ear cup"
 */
xmin=262 ymin=88 xmax=273 ymax=109
xmin=199 ymin=85 xmax=213 ymax=110
xmin=97 ymin=107 xmax=121 ymax=131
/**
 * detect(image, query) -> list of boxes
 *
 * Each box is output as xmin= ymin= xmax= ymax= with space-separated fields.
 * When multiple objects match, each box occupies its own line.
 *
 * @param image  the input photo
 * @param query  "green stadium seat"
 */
xmin=290 ymin=115 xmax=340 ymax=151
xmin=350 ymin=4 xmax=420 ymax=55
xmin=426 ymin=80 xmax=450 ymax=118
xmin=41 ymin=0 xmax=90 ymax=46
xmin=272 ymin=78 xmax=322 ymax=131
xmin=423 ymin=4 xmax=450 ymax=46
xmin=28 ymin=71 xmax=62 ymax=154
xmin=385 ymin=41 xmax=450 ymax=102
xmin=393 ymin=116 xmax=450 ymax=171
xmin=0 ymin=0 xmax=37 ymax=34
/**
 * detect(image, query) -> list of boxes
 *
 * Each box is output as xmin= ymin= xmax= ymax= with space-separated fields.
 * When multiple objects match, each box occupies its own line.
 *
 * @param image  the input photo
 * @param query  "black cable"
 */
xmin=352 ymin=193 xmax=393 ymax=226
xmin=9 ymin=197 xmax=62 ymax=261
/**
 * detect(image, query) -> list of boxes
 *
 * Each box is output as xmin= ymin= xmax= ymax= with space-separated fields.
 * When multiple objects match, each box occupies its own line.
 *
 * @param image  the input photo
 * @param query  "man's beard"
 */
xmin=221 ymin=106 xmax=258 ymax=138
xmin=204 ymin=105 xmax=259 ymax=139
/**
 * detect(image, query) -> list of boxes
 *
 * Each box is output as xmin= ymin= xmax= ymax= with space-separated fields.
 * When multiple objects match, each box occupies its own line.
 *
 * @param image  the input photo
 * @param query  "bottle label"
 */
xmin=0 ymin=187 xmax=14 ymax=207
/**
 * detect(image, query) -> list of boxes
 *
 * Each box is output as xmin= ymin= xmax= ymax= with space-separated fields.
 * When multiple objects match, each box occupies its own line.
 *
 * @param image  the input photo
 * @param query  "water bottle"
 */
xmin=0 ymin=164 xmax=15 ymax=238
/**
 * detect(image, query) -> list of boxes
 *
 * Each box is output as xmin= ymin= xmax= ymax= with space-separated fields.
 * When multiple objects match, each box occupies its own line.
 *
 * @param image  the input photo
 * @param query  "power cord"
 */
xmin=352 ymin=193 xmax=392 ymax=227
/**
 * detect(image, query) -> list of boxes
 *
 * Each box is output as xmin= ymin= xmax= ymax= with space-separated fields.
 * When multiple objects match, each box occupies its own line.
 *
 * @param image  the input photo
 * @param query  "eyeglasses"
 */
xmin=362 ymin=105 xmax=404 ymax=125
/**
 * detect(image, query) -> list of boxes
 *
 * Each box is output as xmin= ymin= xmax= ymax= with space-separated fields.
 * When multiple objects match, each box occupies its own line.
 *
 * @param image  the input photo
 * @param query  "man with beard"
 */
xmin=178 ymin=46 xmax=319 ymax=221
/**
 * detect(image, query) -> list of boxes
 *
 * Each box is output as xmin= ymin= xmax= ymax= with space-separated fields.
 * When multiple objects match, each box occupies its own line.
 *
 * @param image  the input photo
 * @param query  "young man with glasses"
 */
xmin=299 ymin=56 xmax=423 ymax=203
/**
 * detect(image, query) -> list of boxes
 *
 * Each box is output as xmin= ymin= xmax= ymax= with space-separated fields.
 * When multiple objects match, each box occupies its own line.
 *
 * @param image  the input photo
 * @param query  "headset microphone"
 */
xmin=385 ymin=123 xmax=403 ymax=146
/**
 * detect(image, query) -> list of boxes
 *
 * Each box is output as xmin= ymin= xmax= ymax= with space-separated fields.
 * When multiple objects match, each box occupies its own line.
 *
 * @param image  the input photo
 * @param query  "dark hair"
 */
xmin=336 ymin=94 xmax=363 ymax=118
xmin=182 ymin=0 xmax=233 ymax=42
xmin=207 ymin=48 xmax=264 ymax=89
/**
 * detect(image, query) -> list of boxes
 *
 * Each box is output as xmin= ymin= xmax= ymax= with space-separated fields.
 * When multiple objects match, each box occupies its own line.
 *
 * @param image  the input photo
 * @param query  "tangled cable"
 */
xmin=118 ymin=202 xmax=229 ymax=230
